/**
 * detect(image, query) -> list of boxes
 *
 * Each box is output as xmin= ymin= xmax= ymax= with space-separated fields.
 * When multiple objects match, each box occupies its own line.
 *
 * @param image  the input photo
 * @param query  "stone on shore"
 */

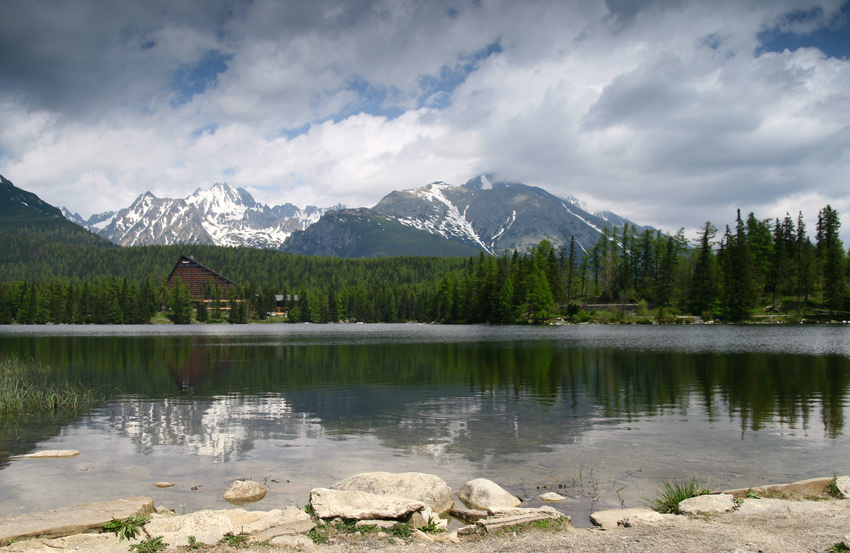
xmin=309 ymin=488 xmax=427 ymax=520
xmin=836 ymin=476 xmax=850 ymax=498
xmin=331 ymin=472 xmax=454 ymax=514
xmin=1 ymin=533 xmax=125 ymax=553
xmin=154 ymin=482 xmax=174 ymax=488
xmin=19 ymin=450 xmax=80 ymax=459
xmin=725 ymin=476 xmax=837 ymax=500
xmin=223 ymin=479 xmax=267 ymax=504
xmin=457 ymin=478 xmax=521 ymax=510
xmin=590 ymin=507 xmax=657 ymax=530
xmin=143 ymin=510 xmax=233 ymax=546
xmin=678 ymin=493 xmax=735 ymax=515
xmin=619 ymin=511 xmax=671 ymax=527
xmin=0 ymin=496 xmax=154 ymax=545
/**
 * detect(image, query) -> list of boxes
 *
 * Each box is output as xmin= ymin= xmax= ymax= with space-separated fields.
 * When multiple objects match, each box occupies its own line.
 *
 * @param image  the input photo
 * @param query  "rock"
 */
xmin=489 ymin=506 xmax=561 ymax=517
xmin=154 ymin=482 xmax=175 ymax=488
xmin=19 ymin=450 xmax=80 ymax=459
xmin=331 ymin=472 xmax=454 ymax=514
xmin=678 ymin=493 xmax=735 ymax=515
xmin=457 ymin=478 xmax=521 ymax=510
xmin=223 ymin=480 xmax=267 ymax=504
xmin=356 ymin=520 xmax=396 ymax=529
xmin=269 ymin=535 xmax=317 ymax=550
xmin=619 ymin=511 xmax=669 ymax=527
xmin=309 ymin=488 xmax=427 ymax=520
xmin=1 ymin=533 xmax=125 ymax=553
xmin=835 ymin=476 xmax=850 ymax=498
xmin=0 ymin=496 xmax=154 ymax=545
xmin=539 ymin=492 xmax=568 ymax=502
xmin=450 ymin=506 xmax=489 ymax=522
xmin=590 ymin=507 xmax=656 ymax=530
xmin=144 ymin=510 xmax=234 ymax=546
xmin=732 ymin=498 xmax=792 ymax=515
xmin=408 ymin=507 xmax=447 ymax=531
xmin=413 ymin=529 xmax=435 ymax=542
xmin=231 ymin=507 xmax=315 ymax=541
xmin=725 ymin=477 xmax=834 ymax=499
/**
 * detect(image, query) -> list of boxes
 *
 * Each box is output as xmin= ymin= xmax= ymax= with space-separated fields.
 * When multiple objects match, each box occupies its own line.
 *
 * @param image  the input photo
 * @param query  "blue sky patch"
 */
xmin=170 ymin=50 xmax=231 ymax=107
xmin=757 ymin=3 xmax=850 ymax=59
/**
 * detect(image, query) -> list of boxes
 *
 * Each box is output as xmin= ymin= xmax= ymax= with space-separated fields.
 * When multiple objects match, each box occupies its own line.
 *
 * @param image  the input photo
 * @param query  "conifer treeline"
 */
xmin=0 ymin=206 xmax=847 ymax=324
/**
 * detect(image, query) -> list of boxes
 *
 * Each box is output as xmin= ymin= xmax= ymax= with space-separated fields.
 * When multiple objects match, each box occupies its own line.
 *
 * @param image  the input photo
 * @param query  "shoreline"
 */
xmin=2 ymin=473 xmax=849 ymax=552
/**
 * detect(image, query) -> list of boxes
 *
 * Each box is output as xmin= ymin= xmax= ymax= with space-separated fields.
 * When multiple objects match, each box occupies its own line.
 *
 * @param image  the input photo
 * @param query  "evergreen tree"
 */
xmin=689 ymin=221 xmax=718 ymax=316
xmin=816 ymin=205 xmax=845 ymax=311
xmin=719 ymin=211 xmax=756 ymax=321
xmin=167 ymin=278 xmax=194 ymax=324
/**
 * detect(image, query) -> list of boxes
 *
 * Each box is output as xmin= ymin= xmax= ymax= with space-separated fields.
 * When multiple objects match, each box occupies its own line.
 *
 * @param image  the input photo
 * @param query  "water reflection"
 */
xmin=1 ymin=325 xmax=849 ymax=518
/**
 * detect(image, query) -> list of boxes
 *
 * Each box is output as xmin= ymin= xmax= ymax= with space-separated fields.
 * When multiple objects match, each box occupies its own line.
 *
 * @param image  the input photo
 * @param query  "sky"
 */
xmin=1 ymin=0 xmax=849 ymax=241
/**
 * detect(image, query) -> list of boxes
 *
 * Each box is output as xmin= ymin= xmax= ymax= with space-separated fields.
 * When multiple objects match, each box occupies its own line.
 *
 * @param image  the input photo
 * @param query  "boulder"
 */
xmin=331 ymin=472 xmax=454 ymax=514
xmin=619 ymin=511 xmax=669 ymax=527
xmin=725 ymin=477 xmax=834 ymax=499
xmin=0 ymin=496 xmax=154 ymax=544
xmin=269 ymin=535 xmax=317 ymax=550
xmin=590 ymin=507 xmax=656 ymax=530
xmin=144 ymin=510 xmax=234 ymax=546
xmin=1 ymin=533 xmax=125 ymax=553
xmin=457 ymin=478 xmax=521 ymax=510
xmin=225 ymin=507 xmax=315 ymax=540
xmin=678 ymin=493 xmax=735 ymax=515
xmin=223 ymin=480 xmax=267 ymax=504
xmin=19 ymin=450 xmax=80 ymax=459
xmin=309 ymin=488 xmax=426 ymax=520
xmin=835 ymin=476 xmax=850 ymax=498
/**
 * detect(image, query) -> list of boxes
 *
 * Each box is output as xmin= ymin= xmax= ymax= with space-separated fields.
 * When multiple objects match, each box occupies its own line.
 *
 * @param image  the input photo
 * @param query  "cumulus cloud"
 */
xmin=0 ymin=0 xmax=848 ymax=240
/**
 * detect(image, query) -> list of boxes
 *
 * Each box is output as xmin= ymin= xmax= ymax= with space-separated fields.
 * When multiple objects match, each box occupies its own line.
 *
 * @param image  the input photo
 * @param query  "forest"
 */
xmin=0 ymin=205 xmax=847 ymax=325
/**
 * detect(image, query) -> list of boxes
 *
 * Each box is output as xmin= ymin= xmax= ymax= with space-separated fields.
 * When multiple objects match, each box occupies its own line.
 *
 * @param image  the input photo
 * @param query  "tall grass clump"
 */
xmin=651 ymin=476 xmax=711 ymax=513
xmin=0 ymin=356 xmax=104 ymax=421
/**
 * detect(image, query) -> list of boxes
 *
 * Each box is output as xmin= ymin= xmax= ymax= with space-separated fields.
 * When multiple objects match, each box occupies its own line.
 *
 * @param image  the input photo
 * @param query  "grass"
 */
xmin=218 ymin=532 xmax=249 ymax=547
xmin=129 ymin=536 xmax=168 ymax=553
xmin=0 ymin=356 xmax=105 ymax=421
xmin=827 ymin=475 xmax=843 ymax=499
xmin=651 ymin=476 xmax=711 ymax=514
xmin=102 ymin=515 xmax=150 ymax=542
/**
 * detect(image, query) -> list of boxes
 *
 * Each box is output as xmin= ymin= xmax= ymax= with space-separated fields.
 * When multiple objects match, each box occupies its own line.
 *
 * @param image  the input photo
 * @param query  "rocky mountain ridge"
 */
xmin=64 ymin=183 xmax=341 ymax=248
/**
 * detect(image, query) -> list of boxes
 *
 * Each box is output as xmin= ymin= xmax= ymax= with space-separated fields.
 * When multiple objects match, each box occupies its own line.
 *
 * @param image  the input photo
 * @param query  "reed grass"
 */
xmin=0 ymin=356 xmax=104 ymax=420
xmin=651 ymin=476 xmax=711 ymax=513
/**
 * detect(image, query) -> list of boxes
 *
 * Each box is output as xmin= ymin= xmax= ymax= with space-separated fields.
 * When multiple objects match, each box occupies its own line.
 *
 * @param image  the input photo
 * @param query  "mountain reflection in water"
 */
xmin=0 ymin=324 xmax=848 ymax=520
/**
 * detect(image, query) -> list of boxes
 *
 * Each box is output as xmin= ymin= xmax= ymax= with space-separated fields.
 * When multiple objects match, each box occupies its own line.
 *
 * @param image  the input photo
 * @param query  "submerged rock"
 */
xmin=458 ymin=478 xmax=521 ymax=510
xmin=223 ymin=480 xmax=267 ymax=505
xmin=19 ymin=450 xmax=80 ymax=459
xmin=539 ymin=492 xmax=569 ymax=502
xmin=331 ymin=472 xmax=454 ymax=514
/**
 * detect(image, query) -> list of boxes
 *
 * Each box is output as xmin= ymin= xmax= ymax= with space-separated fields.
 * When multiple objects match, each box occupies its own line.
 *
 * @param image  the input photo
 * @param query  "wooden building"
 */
xmin=166 ymin=255 xmax=237 ymax=302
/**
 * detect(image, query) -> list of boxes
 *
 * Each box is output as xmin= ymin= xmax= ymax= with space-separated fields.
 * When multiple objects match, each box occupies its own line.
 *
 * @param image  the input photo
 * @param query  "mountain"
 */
xmin=372 ymin=175 xmax=651 ymax=254
xmin=0 ymin=175 xmax=114 ymax=248
xmin=68 ymin=183 xmax=341 ymax=248
xmin=283 ymin=208 xmax=483 ymax=258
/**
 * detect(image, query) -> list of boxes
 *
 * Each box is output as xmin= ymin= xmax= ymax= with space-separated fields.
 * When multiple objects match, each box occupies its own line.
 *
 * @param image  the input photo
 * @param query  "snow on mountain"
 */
xmin=68 ymin=182 xmax=343 ymax=249
xmin=375 ymin=176 xmax=651 ymax=254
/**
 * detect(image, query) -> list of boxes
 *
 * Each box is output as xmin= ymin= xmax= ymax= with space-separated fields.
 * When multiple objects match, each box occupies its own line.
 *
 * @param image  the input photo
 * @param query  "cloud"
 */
xmin=0 ymin=0 xmax=849 ymax=242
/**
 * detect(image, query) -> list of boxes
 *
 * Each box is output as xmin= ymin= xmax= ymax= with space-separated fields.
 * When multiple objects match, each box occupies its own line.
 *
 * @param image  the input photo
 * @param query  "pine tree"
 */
xmin=719 ymin=211 xmax=756 ymax=321
xmin=816 ymin=205 xmax=845 ymax=311
xmin=689 ymin=221 xmax=718 ymax=316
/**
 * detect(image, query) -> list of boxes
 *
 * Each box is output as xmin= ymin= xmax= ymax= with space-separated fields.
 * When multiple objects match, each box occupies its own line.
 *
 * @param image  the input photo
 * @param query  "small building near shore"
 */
xmin=166 ymin=255 xmax=238 ymax=303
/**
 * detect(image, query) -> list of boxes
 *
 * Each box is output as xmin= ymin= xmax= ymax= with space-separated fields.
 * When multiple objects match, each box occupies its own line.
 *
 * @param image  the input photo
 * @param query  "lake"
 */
xmin=1 ymin=324 xmax=849 ymax=526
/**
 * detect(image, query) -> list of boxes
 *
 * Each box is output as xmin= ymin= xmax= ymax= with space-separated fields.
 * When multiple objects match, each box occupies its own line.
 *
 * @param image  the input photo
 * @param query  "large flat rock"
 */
xmin=725 ymin=477 xmax=835 ymax=499
xmin=0 ymin=497 xmax=154 ymax=545
xmin=590 ymin=507 xmax=657 ymax=530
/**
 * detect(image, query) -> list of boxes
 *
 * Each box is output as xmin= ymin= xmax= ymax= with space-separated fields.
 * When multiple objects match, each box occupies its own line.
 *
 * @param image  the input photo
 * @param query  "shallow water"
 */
xmin=1 ymin=324 xmax=849 ymax=526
